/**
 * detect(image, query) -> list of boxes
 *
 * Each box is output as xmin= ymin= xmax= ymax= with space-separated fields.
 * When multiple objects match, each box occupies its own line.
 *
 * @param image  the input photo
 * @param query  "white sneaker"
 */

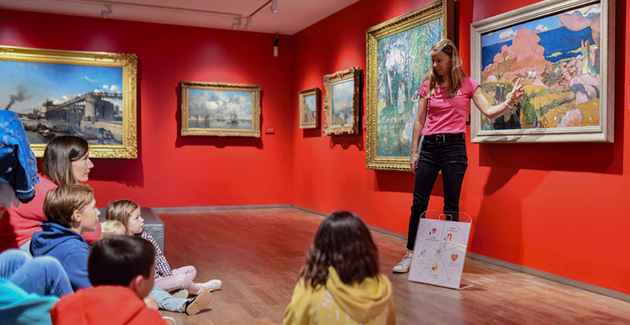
xmin=393 ymin=252 xmax=413 ymax=273
xmin=200 ymin=279 xmax=222 ymax=292
xmin=162 ymin=316 xmax=176 ymax=325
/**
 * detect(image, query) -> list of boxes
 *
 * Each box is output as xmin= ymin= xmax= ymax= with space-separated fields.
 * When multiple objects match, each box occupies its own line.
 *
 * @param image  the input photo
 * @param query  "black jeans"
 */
xmin=406 ymin=135 xmax=468 ymax=250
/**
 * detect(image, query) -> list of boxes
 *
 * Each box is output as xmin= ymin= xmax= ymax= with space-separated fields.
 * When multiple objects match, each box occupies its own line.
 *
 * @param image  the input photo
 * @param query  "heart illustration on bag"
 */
xmin=451 ymin=254 xmax=458 ymax=261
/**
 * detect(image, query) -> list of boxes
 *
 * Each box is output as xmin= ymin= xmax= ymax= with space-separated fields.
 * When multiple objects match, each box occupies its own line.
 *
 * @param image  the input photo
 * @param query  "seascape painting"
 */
xmin=375 ymin=18 xmax=442 ymax=157
xmin=187 ymin=89 xmax=254 ymax=130
xmin=331 ymin=80 xmax=355 ymax=126
xmin=0 ymin=61 xmax=124 ymax=146
xmin=480 ymin=3 xmax=603 ymax=132
xmin=180 ymin=82 xmax=261 ymax=137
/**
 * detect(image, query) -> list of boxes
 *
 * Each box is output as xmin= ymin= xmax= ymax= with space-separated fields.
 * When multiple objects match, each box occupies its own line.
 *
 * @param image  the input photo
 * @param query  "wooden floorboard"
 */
xmin=156 ymin=207 xmax=630 ymax=324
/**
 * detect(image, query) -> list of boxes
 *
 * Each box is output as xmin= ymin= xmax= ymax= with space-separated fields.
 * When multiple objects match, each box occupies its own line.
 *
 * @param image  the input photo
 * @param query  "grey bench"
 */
xmin=98 ymin=207 xmax=165 ymax=253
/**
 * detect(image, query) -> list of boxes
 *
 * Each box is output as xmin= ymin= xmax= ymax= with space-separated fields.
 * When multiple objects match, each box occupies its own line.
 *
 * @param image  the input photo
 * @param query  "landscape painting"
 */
xmin=471 ymin=0 xmax=614 ymax=143
xmin=180 ymin=82 xmax=261 ymax=137
xmin=0 ymin=45 xmax=138 ymax=158
xmin=298 ymin=87 xmax=320 ymax=129
xmin=366 ymin=0 xmax=453 ymax=170
xmin=323 ymin=67 xmax=360 ymax=135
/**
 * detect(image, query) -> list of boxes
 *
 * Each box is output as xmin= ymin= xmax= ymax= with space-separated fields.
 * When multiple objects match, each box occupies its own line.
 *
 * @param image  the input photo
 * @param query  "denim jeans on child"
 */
xmin=0 ymin=249 xmax=73 ymax=297
xmin=406 ymin=134 xmax=468 ymax=250
xmin=150 ymin=287 xmax=188 ymax=312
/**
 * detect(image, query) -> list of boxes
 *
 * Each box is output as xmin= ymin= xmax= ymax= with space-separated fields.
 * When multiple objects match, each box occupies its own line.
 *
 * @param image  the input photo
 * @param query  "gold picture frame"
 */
xmin=470 ymin=0 xmax=615 ymax=143
xmin=180 ymin=81 xmax=261 ymax=137
xmin=323 ymin=67 xmax=361 ymax=135
xmin=298 ymin=87 xmax=321 ymax=129
xmin=0 ymin=45 xmax=138 ymax=159
xmin=365 ymin=0 xmax=454 ymax=171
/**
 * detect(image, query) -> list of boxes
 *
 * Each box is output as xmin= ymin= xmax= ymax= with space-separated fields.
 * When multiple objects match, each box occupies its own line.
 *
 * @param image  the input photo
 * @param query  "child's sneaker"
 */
xmin=184 ymin=289 xmax=212 ymax=315
xmin=200 ymin=279 xmax=222 ymax=292
xmin=162 ymin=316 xmax=176 ymax=325
xmin=393 ymin=252 xmax=413 ymax=273
xmin=171 ymin=289 xmax=189 ymax=299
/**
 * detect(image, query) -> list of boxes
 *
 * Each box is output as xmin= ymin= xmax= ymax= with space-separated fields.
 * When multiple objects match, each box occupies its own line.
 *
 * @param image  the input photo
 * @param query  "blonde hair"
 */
xmin=105 ymin=200 xmax=140 ymax=235
xmin=43 ymin=184 xmax=94 ymax=228
xmin=426 ymin=39 xmax=466 ymax=98
xmin=100 ymin=220 xmax=126 ymax=239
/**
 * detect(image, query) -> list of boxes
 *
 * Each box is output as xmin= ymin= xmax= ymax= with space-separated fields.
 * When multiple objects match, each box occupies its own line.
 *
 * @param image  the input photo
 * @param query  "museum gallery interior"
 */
xmin=0 ymin=0 xmax=629 ymax=324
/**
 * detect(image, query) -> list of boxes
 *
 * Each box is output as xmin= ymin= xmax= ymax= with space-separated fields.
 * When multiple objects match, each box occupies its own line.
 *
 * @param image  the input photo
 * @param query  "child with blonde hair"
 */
xmin=99 ymin=220 xmax=126 ymax=239
xmin=106 ymin=200 xmax=222 ymax=297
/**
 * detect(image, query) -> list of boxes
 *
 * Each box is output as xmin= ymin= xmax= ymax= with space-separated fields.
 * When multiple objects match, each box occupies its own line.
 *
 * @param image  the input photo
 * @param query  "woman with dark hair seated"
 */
xmin=0 ymin=136 xmax=102 ymax=253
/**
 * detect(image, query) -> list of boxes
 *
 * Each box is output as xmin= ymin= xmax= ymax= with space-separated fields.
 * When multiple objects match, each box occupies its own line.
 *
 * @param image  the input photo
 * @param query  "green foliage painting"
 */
xmin=376 ymin=18 xmax=442 ymax=157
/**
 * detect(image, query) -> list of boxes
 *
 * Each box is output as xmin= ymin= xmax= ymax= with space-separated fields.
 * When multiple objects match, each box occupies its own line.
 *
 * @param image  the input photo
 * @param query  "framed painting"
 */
xmin=298 ymin=87 xmax=321 ymax=129
xmin=323 ymin=67 xmax=361 ymax=135
xmin=0 ymin=45 xmax=138 ymax=158
xmin=180 ymin=81 xmax=261 ymax=137
xmin=470 ymin=0 xmax=615 ymax=143
xmin=366 ymin=0 xmax=454 ymax=171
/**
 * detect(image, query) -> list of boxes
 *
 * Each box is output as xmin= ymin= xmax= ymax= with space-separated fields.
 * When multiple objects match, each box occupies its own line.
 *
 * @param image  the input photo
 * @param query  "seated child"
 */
xmin=283 ymin=211 xmax=396 ymax=325
xmin=30 ymin=186 xmax=211 ymax=316
xmin=50 ymin=235 xmax=167 ymax=324
xmin=30 ymin=184 xmax=99 ymax=290
xmin=106 ymin=200 xmax=222 ymax=297
xmin=99 ymin=220 xmax=126 ymax=239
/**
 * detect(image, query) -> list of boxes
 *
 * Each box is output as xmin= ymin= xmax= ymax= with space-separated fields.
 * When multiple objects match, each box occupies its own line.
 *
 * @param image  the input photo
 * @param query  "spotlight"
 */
xmin=270 ymin=0 xmax=278 ymax=13
xmin=246 ymin=17 xmax=252 ymax=30
xmin=232 ymin=17 xmax=242 ymax=30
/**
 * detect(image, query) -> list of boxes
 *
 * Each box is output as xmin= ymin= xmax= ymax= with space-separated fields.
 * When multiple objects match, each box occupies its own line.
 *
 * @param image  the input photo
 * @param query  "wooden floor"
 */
xmin=157 ymin=208 xmax=630 ymax=324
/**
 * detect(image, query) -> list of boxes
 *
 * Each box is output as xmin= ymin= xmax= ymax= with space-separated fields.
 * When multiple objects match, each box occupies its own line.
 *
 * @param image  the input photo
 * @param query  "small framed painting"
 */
xmin=323 ymin=67 xmax=361 ymax=135
xmin=298 ymin=87 xmax=321 ymax=129
xmin=180 ymin=81 xmax=261 ymax=137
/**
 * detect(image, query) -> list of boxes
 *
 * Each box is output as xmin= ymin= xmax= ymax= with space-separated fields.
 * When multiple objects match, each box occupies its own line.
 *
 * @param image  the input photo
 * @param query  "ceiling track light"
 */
xmin=245 ymin=17 xmax=252 ymax=30
xmin=270 ymin=0 xmax=278 ymax=13
xmin=232 ymin=17 xmax=243 ymax=30
xmin=101 ymin=5 xmax=112 ymax=18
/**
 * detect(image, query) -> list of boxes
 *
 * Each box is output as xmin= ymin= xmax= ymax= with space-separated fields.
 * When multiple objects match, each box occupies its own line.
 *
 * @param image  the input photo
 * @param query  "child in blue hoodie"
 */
xmin=30 ymin=184 xmax=100 ymax=290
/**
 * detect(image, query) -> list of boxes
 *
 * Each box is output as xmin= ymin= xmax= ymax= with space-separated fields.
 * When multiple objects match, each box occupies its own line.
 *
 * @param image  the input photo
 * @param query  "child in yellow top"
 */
xmin=284 ymin=211 xmax=396 ymax=325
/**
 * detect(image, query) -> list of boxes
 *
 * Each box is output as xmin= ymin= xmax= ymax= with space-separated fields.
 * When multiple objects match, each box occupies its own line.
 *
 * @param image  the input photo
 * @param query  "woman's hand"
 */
xmin=506 ymin=78 xmax=524 ymax=107
xmin=410 ymin=152 xmax=419 ymax=174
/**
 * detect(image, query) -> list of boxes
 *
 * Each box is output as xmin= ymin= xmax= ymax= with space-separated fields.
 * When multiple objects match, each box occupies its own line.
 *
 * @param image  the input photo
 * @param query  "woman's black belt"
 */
xmin=424 ymin=133 xmax=465 ymax=143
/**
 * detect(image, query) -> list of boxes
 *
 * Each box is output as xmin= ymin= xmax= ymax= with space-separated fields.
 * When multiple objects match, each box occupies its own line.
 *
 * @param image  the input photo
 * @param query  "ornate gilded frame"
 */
xmin=298 ymin=87 xmax=321 ymax=129
xmin=366 ymin=0 xmax=454 ymax=171
xmin=323 ymin=67 xmax=361 ymax=135
xmin=180 ymin=81 xmax=261 ymax=137
xmin=470 ymin=0 xmax=615 ymax=143
xmin=0 ymin=45 xmax=138 ymax=158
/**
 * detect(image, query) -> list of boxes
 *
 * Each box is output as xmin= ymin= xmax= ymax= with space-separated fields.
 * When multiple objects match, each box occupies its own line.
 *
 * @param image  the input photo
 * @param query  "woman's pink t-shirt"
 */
xmin=418 ymin=77 xmax=480 ymax=135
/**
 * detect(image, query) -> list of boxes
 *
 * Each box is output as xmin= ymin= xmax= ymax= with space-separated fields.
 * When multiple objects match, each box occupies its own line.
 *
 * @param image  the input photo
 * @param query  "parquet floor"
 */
xmin=157 ymin=207 xmax=630 ymax=324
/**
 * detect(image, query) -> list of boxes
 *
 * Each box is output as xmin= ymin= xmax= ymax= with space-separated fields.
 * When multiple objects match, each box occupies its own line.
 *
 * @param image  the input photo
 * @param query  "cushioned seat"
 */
xmin=98 ymin=207 xmax=165 ymax=253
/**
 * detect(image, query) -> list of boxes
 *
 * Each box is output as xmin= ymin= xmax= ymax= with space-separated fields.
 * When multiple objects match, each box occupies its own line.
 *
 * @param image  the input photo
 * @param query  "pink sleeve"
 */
xmin=466 ymin=77 xmax=480 ymax=97
xmin=418 ymin=80 xmax=430 ymax=98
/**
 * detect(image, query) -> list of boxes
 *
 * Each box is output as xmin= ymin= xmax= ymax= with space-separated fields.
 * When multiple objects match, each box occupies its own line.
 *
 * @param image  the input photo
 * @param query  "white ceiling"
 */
xmin=0 ymin=0 xmax=360 ymax=35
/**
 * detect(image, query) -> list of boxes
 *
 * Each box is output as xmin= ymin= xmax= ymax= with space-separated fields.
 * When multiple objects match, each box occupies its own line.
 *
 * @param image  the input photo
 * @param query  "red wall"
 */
xmin=290 ymin=0 xmax=630 ymax=296
xmin=2 ymin=0 xmax=629 ymax=296
xmin=0 ymin=9 xmax=296 ymax=208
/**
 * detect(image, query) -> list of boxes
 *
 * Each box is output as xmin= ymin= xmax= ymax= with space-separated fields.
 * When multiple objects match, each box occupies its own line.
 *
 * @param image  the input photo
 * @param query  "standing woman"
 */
xmin=0 ymin=136 xmax=102 ymax=252
xmin=393 ymin=39 xmax=523 ymax=273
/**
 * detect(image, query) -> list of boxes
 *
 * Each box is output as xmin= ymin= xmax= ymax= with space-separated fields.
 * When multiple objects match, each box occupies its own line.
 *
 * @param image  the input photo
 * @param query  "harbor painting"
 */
xmin=180 ymin=82 xmax=261 ymax=137
xmin=0 ymin=45 xmax=138 ymax=158
xmin=471 ymin=0 xmax=614 ymax=143
xmin=1 ymin=61 xmax=123 ymax=145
